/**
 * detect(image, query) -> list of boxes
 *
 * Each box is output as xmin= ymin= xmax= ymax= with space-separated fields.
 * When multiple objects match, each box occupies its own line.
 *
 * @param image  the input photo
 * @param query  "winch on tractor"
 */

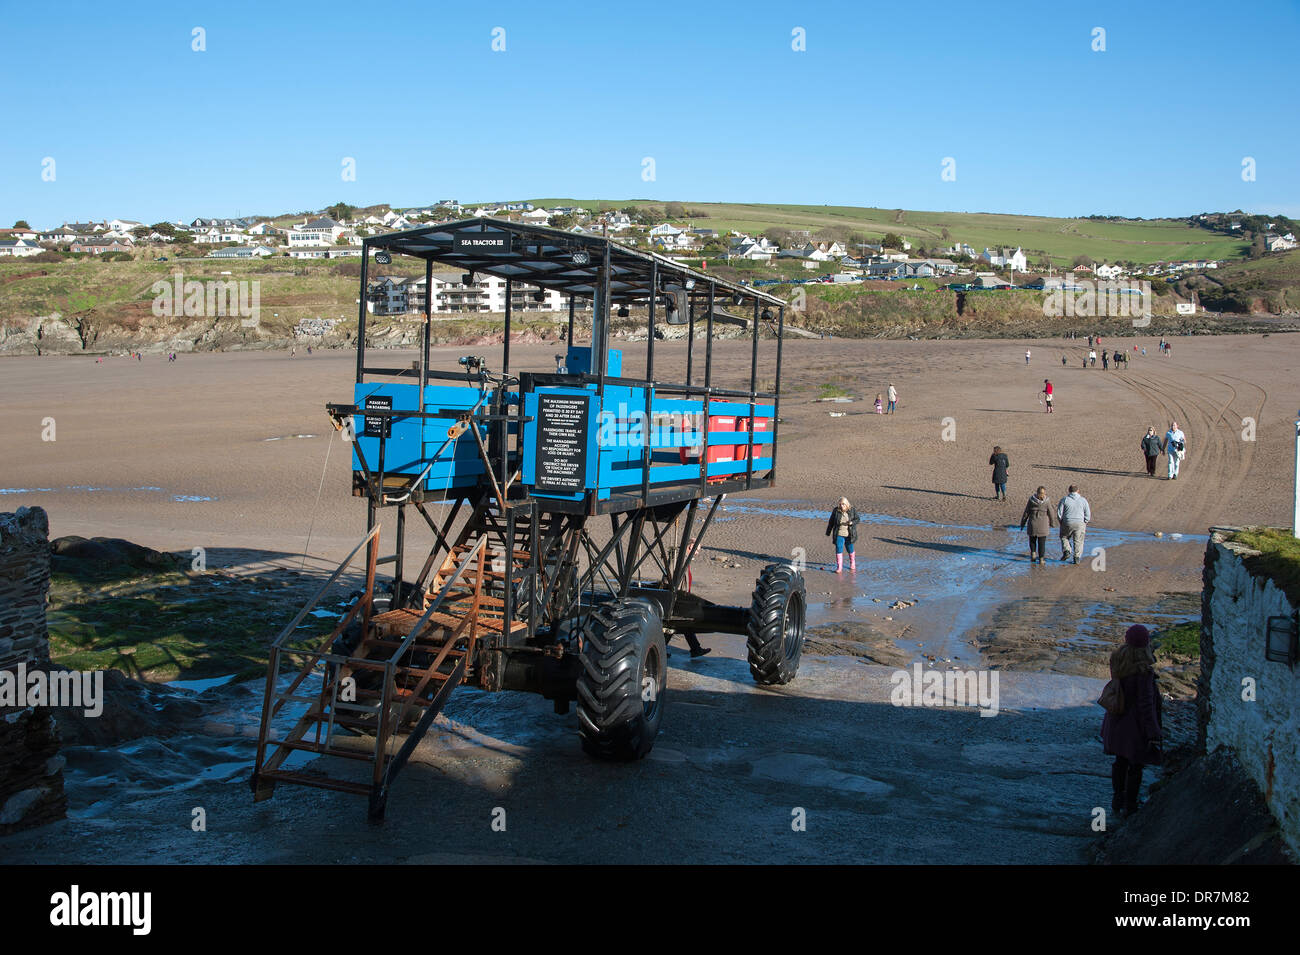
xmin=250 ymin=218 xmax=805 ymax=818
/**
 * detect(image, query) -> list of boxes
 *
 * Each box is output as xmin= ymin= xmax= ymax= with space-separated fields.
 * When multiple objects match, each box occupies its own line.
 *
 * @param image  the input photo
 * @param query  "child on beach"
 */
xmin=875 ymin=395 xmax=884 ymax=413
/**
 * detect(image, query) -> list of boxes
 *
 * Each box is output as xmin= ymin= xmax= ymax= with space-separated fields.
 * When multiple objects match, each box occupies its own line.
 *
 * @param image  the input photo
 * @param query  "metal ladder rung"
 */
xmin=258 ymin=769 xmax=371 ymax=796
xmin=275 ymin=739 xmax=375 ymax=762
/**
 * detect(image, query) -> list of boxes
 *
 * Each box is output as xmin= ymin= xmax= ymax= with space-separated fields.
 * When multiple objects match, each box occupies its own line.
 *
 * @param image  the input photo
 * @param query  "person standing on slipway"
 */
xmin=1101 ymin=624 xmax=1163 ymax=816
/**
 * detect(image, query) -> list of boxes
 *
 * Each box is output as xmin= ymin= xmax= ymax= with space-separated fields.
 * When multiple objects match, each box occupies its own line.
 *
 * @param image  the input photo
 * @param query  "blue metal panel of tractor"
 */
xmin=522 ymin=387 xmax=598 ymax=502
xmin=597 ymin=384 xmax=648 ymax=495
xmin=420 ymin=385 xmax=490 ymax=493
xmin=705 ymin=400 xmax=775 ymax=477
xmin=352 ymin=383 xmax=423 ymax=474
xmin=565 ymin=346 xmax=621 ymax=378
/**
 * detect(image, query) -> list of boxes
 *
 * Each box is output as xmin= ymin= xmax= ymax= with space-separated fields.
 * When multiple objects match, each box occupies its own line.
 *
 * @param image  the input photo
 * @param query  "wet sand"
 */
xmin=1 ymin=332 xmax=1296 ymax=862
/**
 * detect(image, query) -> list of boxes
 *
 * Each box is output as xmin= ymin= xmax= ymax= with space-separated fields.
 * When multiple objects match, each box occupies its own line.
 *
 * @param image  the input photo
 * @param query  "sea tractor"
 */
xmin=250 ymin=218 xmax=806 ymax=818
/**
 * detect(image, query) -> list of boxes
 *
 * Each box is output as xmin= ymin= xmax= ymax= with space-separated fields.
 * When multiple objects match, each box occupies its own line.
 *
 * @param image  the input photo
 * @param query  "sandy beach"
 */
xmin=1 ymin=332 xmax=1296 ymax=863
xmin=3 ymin=332 xmax=1293 ymax=603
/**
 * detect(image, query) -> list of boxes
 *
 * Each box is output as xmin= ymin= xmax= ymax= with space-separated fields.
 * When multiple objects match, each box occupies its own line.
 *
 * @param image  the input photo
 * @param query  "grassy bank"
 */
xmin=46 ymin=558 xmax=339 ymax=683
xmin=1227 ymin=527 xmax=1300 ymax=607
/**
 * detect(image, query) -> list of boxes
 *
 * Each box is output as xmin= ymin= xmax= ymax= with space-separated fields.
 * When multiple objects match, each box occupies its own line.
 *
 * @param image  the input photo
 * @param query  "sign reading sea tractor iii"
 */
xmin=251 ymin=218 xmax=805 ymax=818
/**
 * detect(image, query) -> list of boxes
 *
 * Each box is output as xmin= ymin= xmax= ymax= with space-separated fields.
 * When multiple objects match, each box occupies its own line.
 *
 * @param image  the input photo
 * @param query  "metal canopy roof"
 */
xmin=366 ymin=217 xmax=786 ymax=309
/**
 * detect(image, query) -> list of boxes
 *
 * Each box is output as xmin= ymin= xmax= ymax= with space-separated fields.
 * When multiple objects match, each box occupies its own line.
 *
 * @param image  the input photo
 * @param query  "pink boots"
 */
xmin=836 ymin=553 xmax=843 ymax=573
xmin=850 ymin=553 xmax=857 ymax=571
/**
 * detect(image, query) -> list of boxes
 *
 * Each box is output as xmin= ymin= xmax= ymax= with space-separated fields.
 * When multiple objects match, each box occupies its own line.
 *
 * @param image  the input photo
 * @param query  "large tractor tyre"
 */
xmin=576 ymin=597 xmax=666 ymax=761
xmin=747 ymin=563 xmax=806 ymax=686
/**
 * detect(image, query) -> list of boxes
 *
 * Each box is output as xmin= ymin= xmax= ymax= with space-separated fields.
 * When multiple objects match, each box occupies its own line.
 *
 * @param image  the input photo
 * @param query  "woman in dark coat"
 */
xmin=1017 ymin=485 xmax=1057 ymax=563
xmin=988 ymin=446 xmax=1009 ymax=500
xmin=1140 ymin=427 xmax=1162 ymax=478
xmin=1101 ymin=624 xmax=1164 ymax=815
xmin=824 ymin=496 xmax=860 ymax=573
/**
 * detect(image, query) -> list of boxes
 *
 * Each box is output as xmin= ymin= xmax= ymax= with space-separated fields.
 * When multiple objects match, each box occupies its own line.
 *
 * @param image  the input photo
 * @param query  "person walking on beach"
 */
xmin=875 ymin=394 xmax=884 ymax=414
xmin=1162 ymin=421 xmax=1186 ymax=480
xmin=1042 ymin=379 xmax=1054 ymax=413
xmin=989 ymin=446 xmax=1010 ymax=500
xmin=1057 ymin=484 xmax=1091 ymax=563
xmin=1101 ymin=624 xmax=1163 ymax=816
xmin=670 ymin=629 xmax=711 ymax=659
xmin=825 ymin=497 xmax=860 ymax=573
xmin=1018 ymin=486 xmax=1057 ymax=564
xmin=1089 ymin=349 xmax=1097 ymax=366
xmin=1101 ymin=351 xmax=1109 ymax=370
xmin=1025 ymin=348 xmax=1031 ymax=365
xmin=1141 ymin=427 xmax=1162 ymax=477
xmin=887 ymin=383 xmax=897 ymax=414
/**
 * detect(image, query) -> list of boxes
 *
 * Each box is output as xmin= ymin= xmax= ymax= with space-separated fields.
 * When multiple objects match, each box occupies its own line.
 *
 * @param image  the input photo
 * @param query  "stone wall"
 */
xmin=1199 ymin=528 xmax=1300 ymax=856
xmin=0 ymin=506 xmax=67 ymax=834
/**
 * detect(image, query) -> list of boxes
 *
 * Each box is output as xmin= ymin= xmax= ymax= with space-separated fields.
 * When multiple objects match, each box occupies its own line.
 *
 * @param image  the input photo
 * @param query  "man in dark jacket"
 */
xmin=1101 ymin=624 xmax=1164 ymax=815
xmin=1140 ymin=427 xmax=1162 ymax=477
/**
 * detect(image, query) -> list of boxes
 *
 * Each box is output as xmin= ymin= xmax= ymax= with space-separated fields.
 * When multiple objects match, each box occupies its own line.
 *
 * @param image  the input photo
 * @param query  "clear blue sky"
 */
xmin=1 ymin=0 xmax=1296 ymax=227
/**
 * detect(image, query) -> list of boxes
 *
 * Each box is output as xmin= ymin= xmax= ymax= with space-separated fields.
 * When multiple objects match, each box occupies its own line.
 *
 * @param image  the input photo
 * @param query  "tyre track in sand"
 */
xmin=1106 ymin=365 xmax=1261 ymax=534
xmin=1007 ymin=364 xmax=1245 ymax=609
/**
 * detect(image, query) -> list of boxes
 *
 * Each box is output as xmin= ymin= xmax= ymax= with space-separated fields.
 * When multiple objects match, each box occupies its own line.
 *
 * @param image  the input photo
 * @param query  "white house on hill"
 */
xmin=980 ymin=247 xmax=1028 ymax=271
xmin=288 ymin=217 xmax=346 ymax=247
xmin=1265 ymin=233 xmax=1297 ymax=253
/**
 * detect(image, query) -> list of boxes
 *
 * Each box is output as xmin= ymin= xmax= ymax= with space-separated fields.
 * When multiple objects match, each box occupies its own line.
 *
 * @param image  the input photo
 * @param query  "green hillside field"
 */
xmin=527 ymin=199 xmax=1250 ymax=267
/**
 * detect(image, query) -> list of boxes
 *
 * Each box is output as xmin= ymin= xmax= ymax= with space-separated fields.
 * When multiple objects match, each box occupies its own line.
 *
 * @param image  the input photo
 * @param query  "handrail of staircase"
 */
xmin=385 ymin=533 xmax=488 ymax=665
xmin=270 ymin=525 xmax=382 ymax=649
xmin=252 ymin=525 xmax=382 ymax=776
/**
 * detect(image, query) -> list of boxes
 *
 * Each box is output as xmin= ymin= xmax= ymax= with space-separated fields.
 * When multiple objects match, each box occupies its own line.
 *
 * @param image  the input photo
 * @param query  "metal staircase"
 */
xmin=251 ymin=528 xmax=496 ymax=819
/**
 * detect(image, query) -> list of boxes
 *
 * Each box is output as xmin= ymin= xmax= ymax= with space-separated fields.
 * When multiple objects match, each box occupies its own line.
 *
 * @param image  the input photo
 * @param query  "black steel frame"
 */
xmin=342 ymin=216 xmax=789 ymax=657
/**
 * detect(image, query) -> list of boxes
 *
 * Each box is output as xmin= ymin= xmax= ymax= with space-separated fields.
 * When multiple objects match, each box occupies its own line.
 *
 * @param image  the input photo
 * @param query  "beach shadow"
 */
xmin=1032 ymin=465 xmax=1141 ymax=478
xmin=875 ymin=535 xmax=1016 ymax=561
xmin=881 ymin=485 xmax=993 ymax=500
xmin=699 ymin=545 xmax=784 ymax=563
xmin=971 ymin=408 xmax=1043 ymax=415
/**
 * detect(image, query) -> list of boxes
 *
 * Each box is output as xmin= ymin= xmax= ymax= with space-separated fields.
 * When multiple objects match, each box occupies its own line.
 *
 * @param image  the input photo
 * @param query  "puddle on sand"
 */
xmin=166 ymin=673 xmax=239 ymax=694
xmin=58 ymin=672 xmax=317 ymax=819
xmin=725 ymin=499 xmax=1206 ymax=667
xmin=1 ymin=485 xmax=215 ymax=502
